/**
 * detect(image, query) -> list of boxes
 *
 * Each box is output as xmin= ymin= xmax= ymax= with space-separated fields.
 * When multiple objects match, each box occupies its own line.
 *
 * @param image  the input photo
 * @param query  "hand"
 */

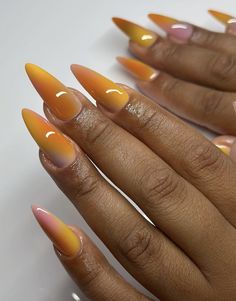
xmin=112 ymin=11 xmax=236 ymax=145
xmin=23 ymin=64 xmax=236 ymax=300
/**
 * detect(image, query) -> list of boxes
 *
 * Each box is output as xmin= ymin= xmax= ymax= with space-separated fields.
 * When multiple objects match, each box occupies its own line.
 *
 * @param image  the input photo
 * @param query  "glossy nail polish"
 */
xmin=25 ymin=64 xmax=82 ymax=121
xmin=149 ymin=14 xmax=193 ymax=42
xmin=117 ymin=57 xmax=159 ymax=81
xmin=71 ymin=65 xmax=129 ymax=112
xmin=22 ymin=109 xmax=76 ymax=167
xmin=215 ymin=144 xmax=230 ymax=155
xmin=32 ymin=205 xmax=80 ymax=257
xmin=208 ymin=10 xmax=236 ymax=35
xmin=112 ymin=17 xmax=157 ymax=47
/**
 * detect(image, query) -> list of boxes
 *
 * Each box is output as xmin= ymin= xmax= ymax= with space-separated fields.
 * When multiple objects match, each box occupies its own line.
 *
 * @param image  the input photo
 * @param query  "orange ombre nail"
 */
xmin=112 ymin=17 xmax=157 ymax=47
xmin=32 ymin=205 xmax=80 ymax=257
xmin=208 ymin=10 xmax=236 ymax=34
xmin=22 ymin=109 xmax=76 ymax=167
xmin=71 ymin=65 xmax=129 ymax=112
xmin=149 ymin=14 xmax=193 ymax=41
xmin=25 ymin=64 xmax=82 ymax=121
xmin=117 ymin=57 xmax=159 ymax=81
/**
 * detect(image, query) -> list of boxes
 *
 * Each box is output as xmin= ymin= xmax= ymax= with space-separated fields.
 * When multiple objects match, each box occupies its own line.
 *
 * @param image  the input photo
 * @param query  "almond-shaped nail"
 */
xmin=208 ymin=10 xmax=236 ymax=35
xmin=117 ymin=57 xmax=159 ymax=81
xmin=25 ymin=64 xmax=82 ymax=121
xmin=112 ymin=17 xmax=158 ymax=47
xmin=149 ymin=14 xmax=193 ymax=42
xmin=71 ymin=65 xmax=129 ymax=112
xmin=22 ymin=109 xmax=76 ymax=167
xmin=32 ymin=205 xmax=80 ymax=257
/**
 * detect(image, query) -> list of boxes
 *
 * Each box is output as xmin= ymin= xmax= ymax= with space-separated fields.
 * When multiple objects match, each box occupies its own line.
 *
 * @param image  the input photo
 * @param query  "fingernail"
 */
xmin=25 ymin=64 xmax=82 ymax=121
xmin=208 ymin=10 xmax=236 ymax=35
xmin=117 ymin=57 xmax=159 ymax=81
xmin=112 ymin=17 xmax=158 ymax=47
xmin=71 ymin=65 xmax=129 ymax=113
xmin=22 ymin=109 xmax=77 ymax=167
xmin=32 ymin=205 xmax=80 ymax=257
xmin=215 ymin=144 xmax=230 ymax=156
xmin=149 ymin=14 xmax=193 ymax=42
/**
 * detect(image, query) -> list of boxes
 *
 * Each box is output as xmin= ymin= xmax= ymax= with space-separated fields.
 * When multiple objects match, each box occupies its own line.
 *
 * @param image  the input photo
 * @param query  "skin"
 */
xmin=38 ymin=87 xmax=236 ymax=301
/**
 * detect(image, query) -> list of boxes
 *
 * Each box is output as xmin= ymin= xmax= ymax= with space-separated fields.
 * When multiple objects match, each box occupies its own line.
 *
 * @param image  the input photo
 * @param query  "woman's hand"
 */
xmin=23 ymin=64 xmax=236 ymax=300
xmin=111 ymin=10 xmax=236 ymax=137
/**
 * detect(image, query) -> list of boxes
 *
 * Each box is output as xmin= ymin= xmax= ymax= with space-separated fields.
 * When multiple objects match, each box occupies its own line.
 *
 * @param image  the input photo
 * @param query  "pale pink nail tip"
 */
xmin=168 ymin=23 xmax=193 ymax=41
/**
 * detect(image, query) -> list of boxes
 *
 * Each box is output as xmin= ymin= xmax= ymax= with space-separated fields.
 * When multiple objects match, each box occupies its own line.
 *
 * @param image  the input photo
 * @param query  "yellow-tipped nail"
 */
xmin=112 ymin=17 xmax=157 ymax=47
xmin=117 ymin=57 xmax=159 ymax=81
xmin=25 ymin=64 xmax=82 ymax=121
xmin=71 ymin=65 xmax=129 ymax=112
xmin=32 ymin=205 xmax=80 ymax=257
xmin=208 ymin=10 xmax=235 ymax=25
xmin=22 ymin=109 xmax=76 ymax=167
xmin=215 ymin=144 xmax=230 ymax=156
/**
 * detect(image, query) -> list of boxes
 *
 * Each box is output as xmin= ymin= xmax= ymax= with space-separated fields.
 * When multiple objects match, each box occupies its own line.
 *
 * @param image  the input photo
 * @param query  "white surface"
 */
xmin=1 ymin=0 xmax=235 ymax=300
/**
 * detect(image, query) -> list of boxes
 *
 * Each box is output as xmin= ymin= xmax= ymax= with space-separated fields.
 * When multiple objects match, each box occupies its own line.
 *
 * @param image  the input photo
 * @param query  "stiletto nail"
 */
xmin=149 ymin=14 xmax=193 ymax=42
xmin=25 ymin=64 xmax=82 ymax=121
xmin=208 ymin=10 xmax=236 ymax=34
xmin=71 ymin=65 xmax=129 ymax=112
xmin=22 ymin=109 xmax=76 ymax=167
xmin=117 ymin=57 xmax=159 ymax=81
xmin=32 ymin=205 xmax=80 ymax=257
xmin=112 ymin=17 xmax=157 ymax=47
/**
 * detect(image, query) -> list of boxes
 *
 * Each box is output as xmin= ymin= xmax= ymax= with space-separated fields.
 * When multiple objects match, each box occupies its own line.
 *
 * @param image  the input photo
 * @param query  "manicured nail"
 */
xmin=112 ymin=17 xmax=157 ymax=47
xmin=149 ymin=14 xmax=193 ymax=42
xmin=32 ymin=205 xmax=80 ymax=257
xmin=25 ymin=64 xmax=82 ymax=121
xmin=22 ymin=109 xmax=76 ymax=167
xmin=215 ymin=144 xmax=230 ymax=156
xmin=208 ymin=10 xmax=236 ymax=34
xmin=71 ymin=65 xmax=129 ymax=112
xmin=117 ymin=57 xmax=159 ymax=81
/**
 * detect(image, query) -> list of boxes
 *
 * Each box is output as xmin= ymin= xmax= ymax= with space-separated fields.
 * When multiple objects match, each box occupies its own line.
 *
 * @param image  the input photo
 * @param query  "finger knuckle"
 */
xmin=140 ymin=162 xmax=183 ymax=209
xmin=159 ymin=77 xmax=182 ymax=98
xmin=184 ymin=140 xmax=225 ymax=177
xmin=192 ymin=30 xmax=219 ymax=48
xmin=149 ymin=41 xmax=179 ymax=68
xmin=118 ymin=223 xmax=158 ymax=267
xmin=209 ymin=53 xmax=236 ymax=81
xmin=85 ymin=118 xmax=115 ymax=146
xmin=73 ymin=173 xmax=100 ymax=201
xmin=199 ymin=89 xmax=225 ymax=115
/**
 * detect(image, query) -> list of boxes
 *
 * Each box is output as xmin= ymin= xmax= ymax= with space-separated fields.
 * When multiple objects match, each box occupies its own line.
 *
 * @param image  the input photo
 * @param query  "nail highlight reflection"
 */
xmin=112 ymin=17 xmax=157 ymax=47
xmin=71 ymin=65 xmax=129 ymax=112
xmin=32 ymin=205 xmax=80 ymax=257
xmin=25 ymin=64 xmax=82 ymax=121
xmin=22 ymin=109 xmax=76 ymax=167
xmin=149 ymin=14 xmax=193 ymax=41
xmin=208 ymin=10 xmax=236 ymax=34
xmin=117 ymin=57 xmax=159 ymax=81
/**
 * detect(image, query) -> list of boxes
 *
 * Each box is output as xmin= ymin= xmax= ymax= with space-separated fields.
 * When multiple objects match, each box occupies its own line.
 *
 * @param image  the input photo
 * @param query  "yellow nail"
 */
xmin=25 ymin=64 xmax=82 ymax=121
xmin=71 ymin=65 xmax=129 ymax=112
xmin=112 ymin=17 xmax=157 ymax=47
xmin=215 ymin=144 xmax=230 ymax=156
xmin=117 ymin=57 xmax=159 ymax=81
xmin=22 ymin=109 xmax=76 ymax=167
xmin=208 ymin=10 xmax=236 ymax=25
xmin=32 ymin=205 xmax=80 ymax=257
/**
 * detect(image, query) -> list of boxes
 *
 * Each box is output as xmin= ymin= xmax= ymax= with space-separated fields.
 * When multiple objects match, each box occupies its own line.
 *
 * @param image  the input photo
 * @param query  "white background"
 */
xmin=1 ymin=0 xmax=235 ymax=300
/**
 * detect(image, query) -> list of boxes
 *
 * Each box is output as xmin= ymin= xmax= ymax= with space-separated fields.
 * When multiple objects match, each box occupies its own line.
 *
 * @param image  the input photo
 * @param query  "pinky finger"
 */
xmin=31 ymin=205 xmax=152 ymax=301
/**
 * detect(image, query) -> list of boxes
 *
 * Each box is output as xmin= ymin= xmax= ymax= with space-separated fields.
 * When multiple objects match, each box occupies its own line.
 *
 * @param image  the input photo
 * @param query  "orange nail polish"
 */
xmin=112 ymin=17 xmax=157 ymax=47
xmin=25 ymin=64 xmax=82 ymax=121
xmin=71 ymin=65 xmax=129 ymax=112
xmin=215 ymin=144 xmax=230 ymax=156
xmin=22 ymin=109 xmax=76 ymax=167
xmin=208 ymin=10 xmax=236 ymax=34
xmin=32 ymin=205 xmax=80 ymax=257
xmin=149 ymin=14 xmax=193 ymax=41
xmin=117 ymin=57 xmax=159 ymax=81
